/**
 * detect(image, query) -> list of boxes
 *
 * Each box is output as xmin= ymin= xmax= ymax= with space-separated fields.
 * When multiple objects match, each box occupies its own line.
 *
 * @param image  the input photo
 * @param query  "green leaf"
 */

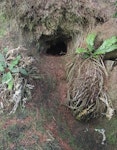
xmin=0 ymin=64 xmax=4 ymax=72
xmin=96 ymin=36 xmax=117 ymax=52
xmin=8 ymin=79 xmax=14 ymax=90
xmin=76 ymin=48 xmax=87 ymax=54
xmin=0 ymin=61 xmax=6 ymax=67
xmin=2 ymin=72 xmax=14 ymax=90
xmin=2 ymin=72 xmax=13 ymax=84
xmin=20 ymin=68 xmax=28 ymax=76
xmin=86 ymin=33 xmax=96 ymax=52
xmin=3 ymin=47 xmax=8 ymax=53
xmin=94 ymin=44 xmax=117 ymax=55
xmin=9 ymin=55 xmax=21 ymax=70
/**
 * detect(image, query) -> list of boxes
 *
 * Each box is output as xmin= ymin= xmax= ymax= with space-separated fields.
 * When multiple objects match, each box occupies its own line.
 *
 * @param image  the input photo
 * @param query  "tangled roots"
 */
xmin=67 ymin=56 xmax=114 ymax=121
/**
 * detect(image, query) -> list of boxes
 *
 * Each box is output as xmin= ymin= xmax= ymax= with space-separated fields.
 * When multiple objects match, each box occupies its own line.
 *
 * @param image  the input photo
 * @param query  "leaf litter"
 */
xmin=0 ymin=46 xmax=35 ymax=114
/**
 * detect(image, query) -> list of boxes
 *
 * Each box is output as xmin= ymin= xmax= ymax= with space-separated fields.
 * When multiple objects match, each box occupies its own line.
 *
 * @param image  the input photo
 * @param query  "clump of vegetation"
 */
xmin=0 ymin=46 xmax=34 ymax=114
xmin=67 ymin=33 xmax=117 ymax=121
xmin=113 ymin=1 xmax=117 ymax=18
xmin=76 ymin=34 xmax=117 ymax=58
xmin=0 ymin=48 xmax=28 ymax=90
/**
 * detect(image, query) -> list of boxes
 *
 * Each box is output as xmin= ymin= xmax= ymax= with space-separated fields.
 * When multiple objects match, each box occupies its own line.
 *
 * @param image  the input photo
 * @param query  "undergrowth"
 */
xmin=0 ymin=46 xmax=35 ymax=114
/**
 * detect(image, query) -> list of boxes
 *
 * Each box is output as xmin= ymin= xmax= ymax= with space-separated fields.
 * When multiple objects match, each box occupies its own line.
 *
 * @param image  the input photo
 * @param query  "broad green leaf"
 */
xmin=76 ymin=48 xmax=87 ymax=54
xmin=2 ymin=72 xmax=14 ymax=90
xmin=2 ymin=72 xmax=13 ymax=84
xmin=97 ymin=36 xmax=117 ymax=52
xmin=9 ymin=55 xmax=21 ymax=70
xmin=0 ymin=64 xmax=4 ymax=72
xmin=86 ymin=33 xmax=96 ymax=52
xmin=94 ymin=44 xmax=117 ymax=55
xmin=8 ymin=79 xmax=14 ymax=90
xmin=3 ymin=47 xmax=8 ymax=53
xmin=20 ymin=68 xmax=28 ymax=76
xmin=0 ymin=61 xmax=6 ymax=68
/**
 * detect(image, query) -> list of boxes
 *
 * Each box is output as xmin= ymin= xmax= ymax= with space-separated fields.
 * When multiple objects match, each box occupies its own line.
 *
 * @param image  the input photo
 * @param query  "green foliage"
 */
xmin=107 ymin=132 xmax=117 ymax=145
xmin=8 ymin=55 xmax=21 ymax=70
xmin=2 ymin=72 xmax=13 ymax=90
xmin=113 ymin=12 xmax=117 ymax=18
xmin=0 ymin=50 xmax=28 ymax=90
xmin=86 ymin=33 xmax=96 ymax=52
xmin=76 ymin=48 xmax=87 ymax=53
xmin=113 ymin=1 xmax=117 ymax=18
xmin=76 ymin=33 xmax=117 ymax=58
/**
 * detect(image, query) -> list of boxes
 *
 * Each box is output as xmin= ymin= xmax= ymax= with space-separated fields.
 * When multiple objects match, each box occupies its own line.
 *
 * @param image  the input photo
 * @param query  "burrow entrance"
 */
xmin=46 ymin=39 xmax=67 ymax=56
xmin=39 ymin=33 xmax=71 ymax=56
xmin=38 ymin=33 xmax=71 ymax=104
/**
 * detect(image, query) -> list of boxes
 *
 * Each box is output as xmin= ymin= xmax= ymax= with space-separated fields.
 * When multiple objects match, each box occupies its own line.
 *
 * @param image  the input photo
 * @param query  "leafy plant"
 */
xmin=76 ymin=33 xmax=117 ymax=58
xmin=113 ymin=12 xmax=117 ymax=18
xmin=0 ymin=51 xmax=28 ymax=90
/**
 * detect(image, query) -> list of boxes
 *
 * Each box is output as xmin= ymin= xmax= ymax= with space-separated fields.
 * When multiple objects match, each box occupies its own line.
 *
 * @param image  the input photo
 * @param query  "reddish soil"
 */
xmin=39 ymin=54 xmax=68 ymax=104
xmin=32 ymin=54 xmax=75 ymax=150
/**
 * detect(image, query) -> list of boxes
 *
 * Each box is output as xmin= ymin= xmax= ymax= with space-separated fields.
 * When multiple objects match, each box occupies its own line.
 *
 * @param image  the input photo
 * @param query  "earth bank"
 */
xmin=0 ymin=0 xmax=117 ymax=149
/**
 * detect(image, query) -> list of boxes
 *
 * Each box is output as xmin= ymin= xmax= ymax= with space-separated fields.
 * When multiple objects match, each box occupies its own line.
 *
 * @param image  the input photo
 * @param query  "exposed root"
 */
xmin=67 ymin=55 xmax=114 ymax=121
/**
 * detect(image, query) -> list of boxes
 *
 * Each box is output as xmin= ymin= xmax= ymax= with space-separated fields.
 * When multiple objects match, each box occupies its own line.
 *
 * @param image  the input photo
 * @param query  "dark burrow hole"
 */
xmin=95 ymin=16 xmax=105 ymax=24
xmin=46 ymin=40 xmax=67 ymax=56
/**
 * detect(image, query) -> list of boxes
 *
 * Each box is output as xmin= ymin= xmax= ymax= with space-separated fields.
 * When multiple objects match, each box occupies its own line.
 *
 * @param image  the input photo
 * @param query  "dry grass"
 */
xmin=67 ymin=55 xmax=114 ymax=121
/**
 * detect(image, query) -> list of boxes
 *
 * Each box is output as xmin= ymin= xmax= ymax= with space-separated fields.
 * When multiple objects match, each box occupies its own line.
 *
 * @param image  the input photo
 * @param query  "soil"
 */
xmin=0 ymin=31 xmax=117 ymax=150
xmin=0 ymin=0 xmax=117 ymax=149
xmin=1 ymin=37 xmax=117 ymax=149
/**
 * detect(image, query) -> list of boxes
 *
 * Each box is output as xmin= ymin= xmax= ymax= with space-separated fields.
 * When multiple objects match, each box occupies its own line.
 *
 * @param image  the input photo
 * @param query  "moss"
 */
xmin=107 ymin=132 xmax=117 ymax=145
xmin=106 ymin=118 xmax=117 ymax=145
xmin=95 ymin=117 xmax=117 ymax=146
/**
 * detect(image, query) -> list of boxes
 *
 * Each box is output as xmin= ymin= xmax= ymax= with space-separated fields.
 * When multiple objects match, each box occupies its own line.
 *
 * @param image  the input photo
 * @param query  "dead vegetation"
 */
xmin=67 ymin=56 xmax=114 ymax=121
